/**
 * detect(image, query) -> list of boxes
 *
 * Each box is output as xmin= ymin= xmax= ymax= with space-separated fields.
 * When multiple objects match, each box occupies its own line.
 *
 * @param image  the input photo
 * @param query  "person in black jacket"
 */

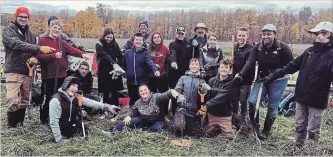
xmin=188 ymin=23 xmax=208 ymax=59
xmin=236 ymin=24 xmax=294 ymax=140
xmin=96 ymin=28 xmax=124 ymax=106
xmin=233 ymin=27 xmax=255 ymax=118
xmin=259 ymin=21 xmax=333 ymax=146
xmin=204 ymin=59 xmax=240 ymax=137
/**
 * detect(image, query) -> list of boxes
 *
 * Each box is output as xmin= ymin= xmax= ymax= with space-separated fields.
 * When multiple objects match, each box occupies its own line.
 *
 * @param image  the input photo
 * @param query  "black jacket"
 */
xmin=187 ymin=34 xmax=207 ymax=59
xmin=2 ymin=22 xmax=39 ymax=75
xmin=72 ymin=70 xmax=93 ymax=95
xmin=268 ymin=42 xmax=333 ymax=109
xmin=233 ymin=43 xmax=255 ymax=85
xmin=169 ymin=38 xmax=193 ymax=74
xmin=206 ymin=75 xmax=239 ymax=117
xmin=240 ymin=39 xmax=294 ymax=79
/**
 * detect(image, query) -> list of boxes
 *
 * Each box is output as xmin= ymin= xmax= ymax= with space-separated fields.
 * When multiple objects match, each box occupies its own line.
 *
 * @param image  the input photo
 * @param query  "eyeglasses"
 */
xmin=18 ymin=16 xmax=29 ymax=19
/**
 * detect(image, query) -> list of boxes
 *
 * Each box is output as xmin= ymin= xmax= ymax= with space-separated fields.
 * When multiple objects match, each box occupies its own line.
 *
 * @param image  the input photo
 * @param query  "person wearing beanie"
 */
xmin=49 ymin=76 xmax=120 ymax=143
xmin=122 ymin=21 xmax=151 ymax=52
xmin=2 ymin=7 xmax=55 ymax=128
xmin=37 ymin=19 xmax=90 ymax=124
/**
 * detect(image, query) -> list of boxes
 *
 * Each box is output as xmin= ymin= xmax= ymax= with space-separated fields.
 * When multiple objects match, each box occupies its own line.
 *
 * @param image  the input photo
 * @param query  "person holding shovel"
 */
xmin=235 ymin=24 xmax=294 ymax=140
xmin=49 ymin=76 xmax=120 ymax=143
xmin=37 ymin=19 xmax=90 ymax=124
xmin=2 ymin=7 xmax=55 ymax=128
xmin=259 ymin=21 xmax=333 ymax=146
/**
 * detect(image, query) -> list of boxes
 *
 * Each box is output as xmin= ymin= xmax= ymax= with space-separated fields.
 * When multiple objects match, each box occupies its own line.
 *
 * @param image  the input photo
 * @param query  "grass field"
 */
xmin=1 ymin=38 xmax=332 ymax=156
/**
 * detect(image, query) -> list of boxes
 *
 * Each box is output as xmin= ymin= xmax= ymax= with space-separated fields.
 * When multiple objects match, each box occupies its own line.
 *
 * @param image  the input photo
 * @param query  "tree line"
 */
xmin=1 ymin=3 xmax=332 ymax=44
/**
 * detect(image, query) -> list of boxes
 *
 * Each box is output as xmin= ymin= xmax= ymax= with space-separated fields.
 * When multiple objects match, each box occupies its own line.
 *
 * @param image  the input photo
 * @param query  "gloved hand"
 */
xmin=81 ymin=54 xmax=90 ymax=61
xmin=104 ymin=104 xmax=120 ymax=114
xmin=171 ymin=89 xmax=180 ymax=98
xmin=27 ymin=57 xmax=38 ymax=65
xmin=154 ymin=71 xmax=160 ymax=77
xmin=200 ymin=70 xmax=206 ymax=79
xmin=192 ymin=39 xmax=198 ymax=46
xmin=197 ymin=105 xmax=207 ymax=116
xmin=39 ymin=46 xmax=55 ymax=54
xmin=234 ymin=73 xmax=243 ymax=82
xmin=113 ymin=64 xmax=125 ymax=74
xmin=259 ymin=76 xmax=273 ymax=85
xmin=171 ymin=62 xmax=178 ymax=70
xmin=123 ymin=116 xmax=132 ymax=125
xmin=199 ymin=83 xmax=211 ymax=94
xmin=77 ymin=45 xmax=85 ymax=51
xmin=177 ymin=96 xmax=186 ymax=107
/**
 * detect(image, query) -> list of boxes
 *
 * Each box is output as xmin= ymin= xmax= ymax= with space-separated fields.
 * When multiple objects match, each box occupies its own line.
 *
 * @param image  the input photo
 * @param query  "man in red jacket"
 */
xmin=37 ymin=19 xmax=89 ymax=124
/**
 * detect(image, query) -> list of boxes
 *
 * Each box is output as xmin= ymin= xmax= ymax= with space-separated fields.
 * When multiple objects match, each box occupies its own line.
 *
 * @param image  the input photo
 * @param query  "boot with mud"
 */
xmin=259 ymin=117 xmax=275 ymax=140
xmin=7 ymin=110 xmax=20 ymax=128
xmin=17 ymin=108 xmax=26 ymax=126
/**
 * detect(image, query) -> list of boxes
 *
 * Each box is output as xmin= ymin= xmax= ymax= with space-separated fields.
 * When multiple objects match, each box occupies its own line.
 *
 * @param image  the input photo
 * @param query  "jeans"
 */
xmin=115 ymin=117 xmax=164 ymax=132
xmin=248 ymin=78 xmax=288 ymax=119
xmin=127 ymin=84 xmax=140 ymax=107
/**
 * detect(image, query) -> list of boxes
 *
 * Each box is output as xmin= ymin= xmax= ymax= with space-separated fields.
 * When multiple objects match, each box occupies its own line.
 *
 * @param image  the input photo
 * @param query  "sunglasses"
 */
xmin=18 ymin=16 xmax=29 ymax=19
xmin=313 ymin=31 xmax=327 ymax=36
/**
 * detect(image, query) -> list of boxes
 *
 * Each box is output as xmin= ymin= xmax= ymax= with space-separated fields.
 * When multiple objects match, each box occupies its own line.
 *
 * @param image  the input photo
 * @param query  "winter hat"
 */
xmin=61 ymin=76 xmax=81 ymax=91
xmin=139 ymin=21 xmax=148 ymax=28
xmin=48 ymin=16 xmax=58 ymax=26
xmin=14 ymin=7 xmax=30 ymax=18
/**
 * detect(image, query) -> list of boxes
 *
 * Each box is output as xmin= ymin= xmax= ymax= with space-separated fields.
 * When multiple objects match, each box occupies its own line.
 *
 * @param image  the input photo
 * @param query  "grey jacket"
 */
xmin=126 ymin=89 xmax=174 ymax=121
xmin=175 ymin=71 xmax=206 ymax=117
xmin=2 ymin=22 xmax=39 ymax=75
xmin=49 ymin=88 xmax=106 ymax=142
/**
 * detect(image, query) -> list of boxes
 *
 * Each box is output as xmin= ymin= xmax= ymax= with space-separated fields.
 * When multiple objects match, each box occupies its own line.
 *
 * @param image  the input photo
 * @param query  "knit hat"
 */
xmin=139 ymin=21 xmax=148 ymax=28
xmin=48 ymin=16 xmax=58 ymax=26
xmin=14 ymin=7 xmax=30 ymax=18
xmin=61 ymin=76 xmax=81 ymax=91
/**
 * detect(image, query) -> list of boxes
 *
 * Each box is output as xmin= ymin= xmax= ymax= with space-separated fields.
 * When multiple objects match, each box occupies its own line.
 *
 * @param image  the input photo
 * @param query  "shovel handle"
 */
xmin=75 ymin=92 xmax=83 ymax=107
xmin=26 ymin=63 xmax=35 ymax=77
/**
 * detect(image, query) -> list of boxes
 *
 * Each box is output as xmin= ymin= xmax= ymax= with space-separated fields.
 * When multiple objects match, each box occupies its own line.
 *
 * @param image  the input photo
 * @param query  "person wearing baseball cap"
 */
xmin=2 ymin=7 xmax=56 ymax=128
xmin=122 ymin=21 xmax=151 ymax=52
xmin=258 ymin=21 xmax=333 ymax=147
xmin=235 ymin=23 xmax=294 ymax=140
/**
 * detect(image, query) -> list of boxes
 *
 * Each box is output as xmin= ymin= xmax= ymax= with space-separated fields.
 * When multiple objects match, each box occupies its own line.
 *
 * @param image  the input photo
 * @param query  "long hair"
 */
xmin=99 ymin=27 xmax=115 ymax=43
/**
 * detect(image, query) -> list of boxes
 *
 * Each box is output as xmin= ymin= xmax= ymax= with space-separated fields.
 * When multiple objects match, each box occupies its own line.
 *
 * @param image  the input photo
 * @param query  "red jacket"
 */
xmin=148 ymin=32 xmax=170 ymax=77
xmin=37 ymin=36 xmax=85 ymax=79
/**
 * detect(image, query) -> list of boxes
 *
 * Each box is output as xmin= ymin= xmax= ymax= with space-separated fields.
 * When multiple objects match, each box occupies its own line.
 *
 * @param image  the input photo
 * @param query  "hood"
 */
xmin=58 ymin=88 xmax=75 ymax=102
xmin=185 ymin=70 xmax=201 ymax=78
xmin=148 ymin=31 xmax=164 ymax=51
xmin=61 ymin=76 xmax=81 ymax=91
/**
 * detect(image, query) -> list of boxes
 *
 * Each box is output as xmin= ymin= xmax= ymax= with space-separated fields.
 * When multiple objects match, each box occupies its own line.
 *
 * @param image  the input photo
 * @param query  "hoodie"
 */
xmin=49 ymin=77 xmax=106 ymax=142
xmin=71 ymin=70 xmax=93 ymax=95
xmin=175 ymin=71 xmax=206 ymax=117
xmin=148 ymin=32 xmax=170 ymax=77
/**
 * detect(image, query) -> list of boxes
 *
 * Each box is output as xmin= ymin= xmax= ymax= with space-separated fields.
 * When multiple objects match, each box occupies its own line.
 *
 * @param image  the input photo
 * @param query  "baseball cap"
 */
xmin=308 ymin=21 xmax=333 ymax=33
xmin=176 ymin=26 xmax=186 ymax=34
xmin=262 ymin=24 xmax=277 ymax=32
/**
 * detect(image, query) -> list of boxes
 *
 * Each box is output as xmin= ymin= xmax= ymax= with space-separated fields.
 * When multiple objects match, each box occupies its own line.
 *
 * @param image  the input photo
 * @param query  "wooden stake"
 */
xmin=230 ymin=35 xmax=235 ymax=74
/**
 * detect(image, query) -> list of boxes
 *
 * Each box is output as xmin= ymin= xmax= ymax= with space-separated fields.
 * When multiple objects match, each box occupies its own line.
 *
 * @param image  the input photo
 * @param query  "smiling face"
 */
xmin=237 ymin=30 xmax=248 ymax=45
xmin=66 ymin=84 xmax=79 ymax=97
xmin=104 ymin=33 xmax=114 ymax=43
xmin=139 ymin=85 xmax=150 ymax=100
xmin=152 ymin=33 xmax=162 ymax=45
xmin=261 ymin=30 xmax=275 ymax=46
xmin=49 ymin=22 xmax=62 ymax=39
xmin=208 ymin=35 xmax=217 ymax=48
xmin=16 ymin=13 xmax=29 ymax=27
xmin=196 ymin=27 xmax=206 ymax=37
xmin=312 ymin=31 xmax=330 ymax=43
xmin=219 ymin=63 xmax=231 ymax=78
xmin=176 ymin=32 xmax=185 ymax=40
xmin=189 ymin=59 xmax=200 ymax=73
xmin=134 ymin=36 xmax=144 ymax=48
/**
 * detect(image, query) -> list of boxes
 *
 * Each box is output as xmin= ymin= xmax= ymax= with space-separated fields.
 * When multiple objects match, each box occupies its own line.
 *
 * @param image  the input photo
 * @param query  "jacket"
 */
xmin=122 ymin=33 xmax=150 ymax=51
xmin=175 ymin=71 xmax=206 ymax=117
xmin=233 ymin=43 xmax=255 ymax=85
xmin=125 ymin=90 xmax=174 ymax=121
xmin=49 ymin=88 xmax=106 ymax=142
xmin=199 ymin=45 xmax=223 ymax=77
xmin=206 ymin=75 xmax=239 ymax=117
xmin=148 ymin=32 xmax=170 ymax=77
xmin=168 ymin=38 xmax=193 ymax=74
xmin=71 ymin=70 xmax=93 ymax=95
xmin=123 ymin=47 xmax=158 ymax=85
xmin=37 ymin=36 xmax=85 ymax=79
xmin=268 ymin=42 xmax=333 ymax=109
xmin=187 ymin=34 xmax=207 ymax=58
xmin=2 ymin=22 xmax=39 ymax=75
xmin=240 ymin=39 xmax=294 ymax=79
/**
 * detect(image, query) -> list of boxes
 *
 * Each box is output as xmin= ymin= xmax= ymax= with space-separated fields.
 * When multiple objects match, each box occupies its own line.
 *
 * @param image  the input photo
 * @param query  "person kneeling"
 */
xmin=49 ymin=76 xmax=119 ymax=143
xmin=114 ymin=84 xmax=179 ymax=132
xmin=204 ymin=59 xmax=240 ymax=137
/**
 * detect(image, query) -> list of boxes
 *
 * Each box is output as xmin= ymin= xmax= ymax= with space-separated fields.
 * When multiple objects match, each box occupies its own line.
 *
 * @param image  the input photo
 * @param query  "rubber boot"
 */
xmin=7 ymin=110 xmax=19 ymax=128
xmin=248 ymin=103 xmax=260 ymax=136
xmin=259 ymin=117 xmax=276 ymax=140
xmin=17 ymin=108 xmax=26 ymax=126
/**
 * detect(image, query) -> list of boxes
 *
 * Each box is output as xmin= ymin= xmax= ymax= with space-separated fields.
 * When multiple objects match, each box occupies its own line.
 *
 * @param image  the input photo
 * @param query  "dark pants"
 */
xmin=115 ymin=117 xmax=164 ymax=132
xmin=102 ymin=87 xmax=122 ymax=106
xmin=168 ymin=70 xmax=184 ymax=89
xmin=127 ymin=84 xmax=140 ymax=107
xmin=233 ymin=85 xmax=251 ymax=115
xmin=60 ymin=122 xmax=88 ymax=138
xmin=149 ymin=76 xmax=169 ymax=116
xmin=40 ymin=77 xmax=65 ymax=124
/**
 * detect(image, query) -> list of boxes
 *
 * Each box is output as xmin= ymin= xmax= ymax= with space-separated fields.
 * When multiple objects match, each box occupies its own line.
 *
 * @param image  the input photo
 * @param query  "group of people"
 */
xmin=2 ymin=7 xmax=333 ymax=148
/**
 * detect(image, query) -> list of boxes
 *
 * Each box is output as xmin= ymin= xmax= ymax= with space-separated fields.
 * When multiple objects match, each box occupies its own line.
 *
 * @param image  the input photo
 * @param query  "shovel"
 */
xmin=26 ymin=63 xmax=35 ymax=119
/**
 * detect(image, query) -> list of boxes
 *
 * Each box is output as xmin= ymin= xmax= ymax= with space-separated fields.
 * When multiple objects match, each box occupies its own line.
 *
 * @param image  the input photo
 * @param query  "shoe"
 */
xmin=259 ymin=117 xmax=276 ymax=140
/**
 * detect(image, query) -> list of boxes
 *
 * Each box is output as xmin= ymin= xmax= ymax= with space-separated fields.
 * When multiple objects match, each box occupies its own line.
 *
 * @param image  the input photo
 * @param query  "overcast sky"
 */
xmin=1 ymin=0 xmax=332 ymax=13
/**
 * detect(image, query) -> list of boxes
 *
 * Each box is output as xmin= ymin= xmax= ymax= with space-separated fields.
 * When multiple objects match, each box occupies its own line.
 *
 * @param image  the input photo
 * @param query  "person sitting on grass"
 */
xmin=49 ymin=76 xmax=120 ymax=143
xmin=113 ymin=84 xmax=180 ymax=132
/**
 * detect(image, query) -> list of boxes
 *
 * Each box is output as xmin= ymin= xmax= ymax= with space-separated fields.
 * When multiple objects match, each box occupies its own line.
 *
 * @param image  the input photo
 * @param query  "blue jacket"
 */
xmin=123 ymin=47 xmax=158 ymax=85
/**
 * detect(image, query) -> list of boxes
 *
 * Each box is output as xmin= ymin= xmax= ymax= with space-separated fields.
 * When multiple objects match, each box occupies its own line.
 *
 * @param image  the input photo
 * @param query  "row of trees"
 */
xmin=2 ymin=3 xmax=332 ymax=44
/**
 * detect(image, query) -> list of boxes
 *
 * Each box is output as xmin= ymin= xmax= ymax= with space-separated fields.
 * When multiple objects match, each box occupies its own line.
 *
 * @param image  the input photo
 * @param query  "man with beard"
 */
xmin=2 ymin=7 xmax=55 ymax=127
xmin=235 ymin=24 xmax=294 ymax=140
xmin=259 ymin=21 xmax=333 ymax=147
xmin=188 ymin=23 xmax=208 ymax=59
xmin=122 ymin=21 xmax=150 ymax=52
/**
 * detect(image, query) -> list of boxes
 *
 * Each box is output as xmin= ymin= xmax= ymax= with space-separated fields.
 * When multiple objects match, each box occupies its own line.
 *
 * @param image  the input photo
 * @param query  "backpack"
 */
xmin=261 ymin=90 xmax=296 ymax=117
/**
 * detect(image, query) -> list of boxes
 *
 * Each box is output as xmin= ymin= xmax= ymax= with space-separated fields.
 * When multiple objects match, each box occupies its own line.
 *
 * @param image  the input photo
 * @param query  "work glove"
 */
xmin=27 ymin=57 xmax=38 ymax=65
xmin=104 ymin=104 xmax=120 ymax=114
xmin=171 ymin=62 xmax=178 ymax=69
xmin=171 ymin=89 xmax=180 ymax=98
xmin=258 ymin=76 xmax=273 ymax=85
xmin=123 ymin=116 xmax=132 ymax=125
xmin=113 ymin=64 xmax=125 ymax=74
xmin=154 ymin=71 xmax=160 ymax=77
xmin=192 ymin=39 xmax=199 ymax=46
xmin=200 ymin=70 xmax=206 ymax=79
xmin=199 ymin=83 xmax=211 ymax=94
xmin=197 ymin=105 xmax=207 ymax=116
xmin=177 ymin=95 xmax=187 ymax=107
xmin=39 ymin=46 xmax=55 ymax=54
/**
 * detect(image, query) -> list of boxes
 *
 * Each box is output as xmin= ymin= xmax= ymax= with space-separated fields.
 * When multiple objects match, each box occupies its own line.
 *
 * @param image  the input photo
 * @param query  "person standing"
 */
xmin=122 ymin=21 xmax=151 ymax=52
